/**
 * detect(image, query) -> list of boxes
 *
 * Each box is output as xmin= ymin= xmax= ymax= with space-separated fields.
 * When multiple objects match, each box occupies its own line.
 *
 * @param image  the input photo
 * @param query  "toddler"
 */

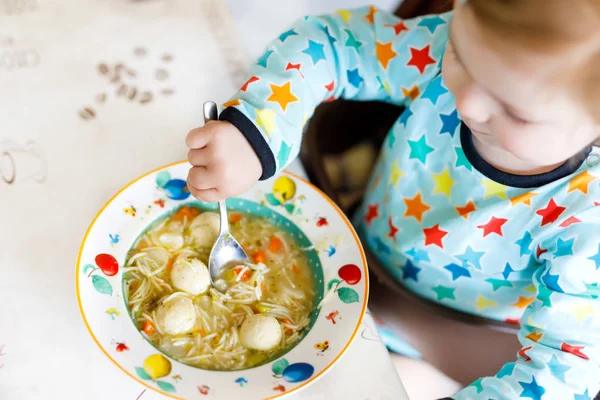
xmin=186 ymin=1 xmax=600 ymax=398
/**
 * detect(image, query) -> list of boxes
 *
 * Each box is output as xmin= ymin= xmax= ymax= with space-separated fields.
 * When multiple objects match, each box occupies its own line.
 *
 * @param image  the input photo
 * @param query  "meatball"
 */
xmin=156 ymin=296 xmax=196 ymax=335
xmin=170 ymin=258 xmax=210 ymax=295
xmin=240 ymin=314 xmax=282 ymax=351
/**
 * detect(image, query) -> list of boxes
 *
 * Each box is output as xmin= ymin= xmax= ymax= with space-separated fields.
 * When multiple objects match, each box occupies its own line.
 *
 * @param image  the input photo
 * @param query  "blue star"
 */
xmin=279 ymin=29 xmax=298 ymax=42
xmin=588 ymin=244 xmax=600 ymax=269
xmin=257 ymin=50 xmax=273 ymax=68
xmin=408 ymin=135 xmax=435 ymax=165
xmin=542 ymin=270 xmax=564 ymax=293
xmin=496 ymin=362 xmax=515 ymax=379
xmin=519 ymin=376 xmax=546 ymax=400
xmin=398 ymin=108 xmax=413 ymax=127
xmin=421 ymin=76 xmax=448 ymax=105
xmin=502 ymin=263 xmax=514 ymax=280
xmin=302 ymin=40 xmax=326 ymax=64
xmin=456 ymin=245 xmax=485 ymax=270
xmin=327 ymin=245 xmax=336 ymax=257
xmin=347 ymin=68 xmax=364 ymax=88
xmin=417 ymin=16 xmax=446 ymax=34
xmin=401 ymin=260 xmax=421 ymax=281
xmin=406 ymin=248 xmax=430 ymax=262
xmin=444 ymin=263 xmax=471 ymax=280
xmin=574 ymin=389 xmax=591 ymax=400
xmin=372 ymin=236 xmax=391 ymax=256
xmin=439 ymin=109 xmax=460 ymax=136
xmin=555 ymin=237 xmax=574 ymax=257
xmin=322 ymin=25 xmax=337 ymax=46
xmin=547 ymin=355 xmax=571 ymax=383
xmin=515 ymin=231 xmax=533 ymax=256
xmin=277 ymin=141 xmax=292 ymax=167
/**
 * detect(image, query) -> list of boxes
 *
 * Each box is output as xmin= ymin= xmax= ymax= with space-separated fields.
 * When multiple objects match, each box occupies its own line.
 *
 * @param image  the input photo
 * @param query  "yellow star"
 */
xmin=301 ymin=113 xmax=310 ymax=129
xmin=525 ymin=285 xmax=536 ymax=293
xmin=510 ymin=191 xmax=537 ymax=206
xmin=336 ymin=9 xmax=351 ymax=22
xmin=376 ymin=41 xmax=397 ymax=69
xmin=383 ymin=81 xmax=391 ymax=95
xmin=482 ymin=179 xmax=507 ymax=199
xmin=475 ymin=295 xmax=497 ymax=311
xmin=569 ymin=304 xmax=595 ymax=324
xmin=512 ymin=296 xmax=535 ymax=309
xmin=527 ymin=316 xmax=546 ymax=330
xmin=402 ymin=84 xmax=420 ymax=101
xmin=525 ymin=331 xmax=543 ymax=343
xmin=267 ymin=82 xmax=298 ymax=111
xmin=255 ymin=109 xmax=277 ymax=138
xmin=222 ymin=98 xmax=240 ymax=107
xmin=568 ymin=170 xmax=596 ymax=194
xmin=389 ymin=161 xmax=403 ymax=187
xmin=433 ymin=168 xmax=454 ymax=197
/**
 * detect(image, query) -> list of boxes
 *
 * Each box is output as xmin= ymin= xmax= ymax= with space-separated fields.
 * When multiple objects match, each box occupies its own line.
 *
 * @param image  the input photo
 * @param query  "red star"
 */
xmin=388 ymin=217 xmax=399 ymax=241
xmin=285 ymin=63 xmax=304 ymax=78
xmin=505 ymin=318 xmax=520 ymax=325
xmin=324 ymin=81 xmax=334 ymax=91
xmin=560 ymin=216 xmax=581 ymax=228
xmin=323 ymin=96 xmax=336 ymax=102
xmin=536 ymin=199 xmax=566 ymax=226
xmin=536 ymin=245 xmax=548 ymax=259
xmin=595 ymin=202 xmax=600 ymax=207
xmin=385 ymin=21 xmax=408 ymax=35
xmin=423 ymin=224 xmax=448 ymax=248
xmin=407 ymin=45 xmax=436 ymax=74
xmin=240 ymin=76 xmax=259 ymax=91
xmin=561 ymin=342 xmax=589 ymax=360
xmin=456 ymin=201 xmax=476 ymax=219
xmin=518 ymin=346 xmax=532 ymax=362
xmin=365 ymin=204 xmax=379 ymax=225
xmin=477 ymin=216 xmax=508 ymax=237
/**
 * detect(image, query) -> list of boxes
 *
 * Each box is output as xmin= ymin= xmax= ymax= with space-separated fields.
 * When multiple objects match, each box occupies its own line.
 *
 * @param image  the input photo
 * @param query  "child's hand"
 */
xmin=186 ymin=121 xmax=262 ymax=202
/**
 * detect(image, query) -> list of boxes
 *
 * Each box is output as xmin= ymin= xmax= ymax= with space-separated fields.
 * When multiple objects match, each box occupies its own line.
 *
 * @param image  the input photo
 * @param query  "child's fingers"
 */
xmin=187 ymin=147 xmax=211 ymax=167
xmin=186 ymin=123 xmax=216 ymax=149
xmin=187 ymin=166 xmax=217 ymax=190
xmin=188 ymin=185 xmax=222 ymax=203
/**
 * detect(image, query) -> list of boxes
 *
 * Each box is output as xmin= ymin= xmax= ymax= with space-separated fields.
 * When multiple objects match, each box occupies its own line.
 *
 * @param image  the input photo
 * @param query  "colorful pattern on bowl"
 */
xmin=76 ymin=161 xmax=368 ymax=399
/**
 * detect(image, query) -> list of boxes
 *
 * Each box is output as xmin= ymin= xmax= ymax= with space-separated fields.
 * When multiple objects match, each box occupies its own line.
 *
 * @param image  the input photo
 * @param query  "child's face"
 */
xmin=442 ymin=2 xmax=599 ymax=171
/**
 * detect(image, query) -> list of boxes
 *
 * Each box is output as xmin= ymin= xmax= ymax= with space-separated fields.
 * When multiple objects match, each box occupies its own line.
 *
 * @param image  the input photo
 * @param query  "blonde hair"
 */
xmin=468 ymin=0 xmax=600 ymax=144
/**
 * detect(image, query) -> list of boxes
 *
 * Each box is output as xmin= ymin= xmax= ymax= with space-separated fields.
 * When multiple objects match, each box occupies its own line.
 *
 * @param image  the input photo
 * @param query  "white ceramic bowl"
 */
xmin=76 ymin=161 xmax=369 ymax=399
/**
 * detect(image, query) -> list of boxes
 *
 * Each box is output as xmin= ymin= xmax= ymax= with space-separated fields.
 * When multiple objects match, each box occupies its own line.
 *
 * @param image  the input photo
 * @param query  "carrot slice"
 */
xmin=142 ymin=320 xmax=155 ymax=335
xmin=269 ymin=236 xmax=283 ymax=253
xmin=229 ymin=213 xmax=243 ymax=223
xmin=234 ymin=266 xmax=251 ymax=281
xmin=253 ymin=251 xmax=266 ymax=264
xmin=173 ymin=206 xmax=200 ymax=222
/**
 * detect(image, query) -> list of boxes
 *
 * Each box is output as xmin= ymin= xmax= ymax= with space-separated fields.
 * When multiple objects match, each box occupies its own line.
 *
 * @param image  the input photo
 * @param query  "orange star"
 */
xmin=456 ymin=201 xmax=476 ymax=219
xmin=267 ymin=82 xmax=298 ymax=111
xmin=376 ymin=41 xmax=397 ymax=69
xmin=222 ymin=99 xmax=240 ymax=107
xmin=513 ymin=296 xmax=535 ymax=309
xmin=365 ymin=6 xmax=377 ymax=24
xmin=568 ymin=170 xmax=596 ymax=194
xmin=401 ymin=84 xmax=420 ymax=101
xmin=385 ymin=21 xmax=408 ymax=35
xmin=404 ymin=193 xmax=430 ymax=222
xmin=510 ymin=191 xmax=537 ymax=206
xmin=525 ymin=331 xmax=543 ymax=343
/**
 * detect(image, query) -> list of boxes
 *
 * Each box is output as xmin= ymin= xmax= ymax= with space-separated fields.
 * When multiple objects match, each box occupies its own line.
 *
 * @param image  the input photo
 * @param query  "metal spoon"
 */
xmin=203 ymin=101 xmax=251 ymax=292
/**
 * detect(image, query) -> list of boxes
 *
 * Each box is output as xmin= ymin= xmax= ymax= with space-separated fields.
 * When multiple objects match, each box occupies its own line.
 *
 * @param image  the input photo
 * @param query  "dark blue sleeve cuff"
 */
xmin=220 ymin=107 xmax=277 ymax=180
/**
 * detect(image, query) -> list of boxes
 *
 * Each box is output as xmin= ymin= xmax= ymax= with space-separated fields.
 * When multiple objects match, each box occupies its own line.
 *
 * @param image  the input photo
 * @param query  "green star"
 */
xmin=278 ymin=141 xmax=292 ymax=167
xmin=408 ymin=135 xmax=434 ymax=165
xmin=536 ymin=285 xmax=553 ymax=308
xmin=432 ymin=285 xmax=456 ymax=301
xmin=345 ymin=29 xmax=362 ymax=52
xmin=455 ymin=146 xmax=472 ymax=170
xmin=485 ymin=278 xmax=513 ymax=291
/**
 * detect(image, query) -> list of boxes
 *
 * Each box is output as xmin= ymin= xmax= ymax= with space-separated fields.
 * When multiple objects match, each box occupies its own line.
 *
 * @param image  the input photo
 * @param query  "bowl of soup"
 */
xmin=76 ymin=161 xmax=368 ymax=399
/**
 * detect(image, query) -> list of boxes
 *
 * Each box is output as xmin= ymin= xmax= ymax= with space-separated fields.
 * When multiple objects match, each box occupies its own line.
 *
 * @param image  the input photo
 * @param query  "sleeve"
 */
xmin=220 ymin=7 xmax=451 ymax=179
xmin=452 ymin=208 xmax=600 ymax=399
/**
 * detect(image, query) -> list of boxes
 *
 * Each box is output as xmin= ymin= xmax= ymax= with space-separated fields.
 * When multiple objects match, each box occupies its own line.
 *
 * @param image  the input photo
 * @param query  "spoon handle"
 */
xmin=202 ymin=101 xmax=230 ymax=237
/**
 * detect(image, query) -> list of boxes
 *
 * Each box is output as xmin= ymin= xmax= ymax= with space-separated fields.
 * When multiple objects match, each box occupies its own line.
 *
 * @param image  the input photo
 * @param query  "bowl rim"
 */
xmin=75 ymin=160 xmax=369 ymax=400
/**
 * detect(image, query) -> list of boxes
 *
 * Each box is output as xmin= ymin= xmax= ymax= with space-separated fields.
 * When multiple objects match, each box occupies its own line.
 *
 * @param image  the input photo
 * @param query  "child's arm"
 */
xmin=186 ymin=7 xmax=450 ymax=202
xmin=221 ymin=7 xmax=449 ymax=179
xmin=452 ymin=218 xmax=600 ymax=399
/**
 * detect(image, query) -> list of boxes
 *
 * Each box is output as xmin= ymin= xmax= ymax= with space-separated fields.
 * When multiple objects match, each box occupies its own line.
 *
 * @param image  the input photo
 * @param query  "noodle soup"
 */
xmin=123 ymin=206 xmax=316 ymax=371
